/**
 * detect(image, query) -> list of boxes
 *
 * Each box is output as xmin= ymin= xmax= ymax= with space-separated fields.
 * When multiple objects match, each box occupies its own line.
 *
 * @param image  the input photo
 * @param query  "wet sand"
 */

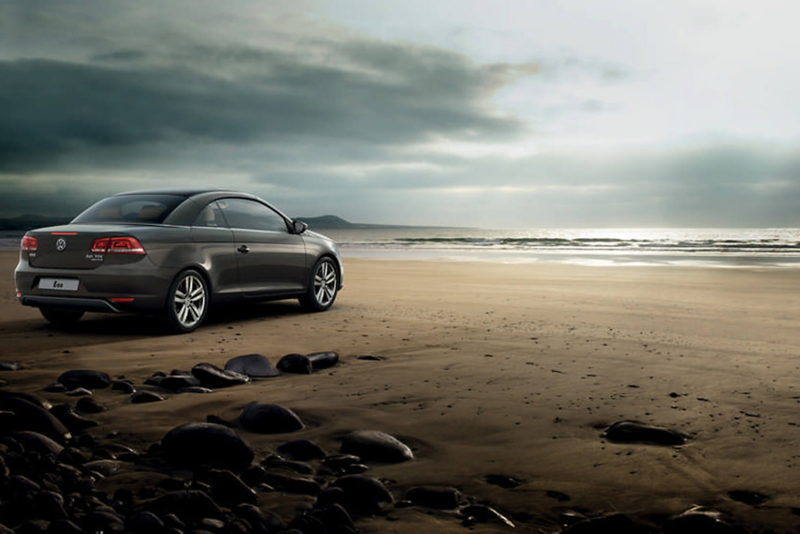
xmin=3 ymin=251 xmax=800 ymax=532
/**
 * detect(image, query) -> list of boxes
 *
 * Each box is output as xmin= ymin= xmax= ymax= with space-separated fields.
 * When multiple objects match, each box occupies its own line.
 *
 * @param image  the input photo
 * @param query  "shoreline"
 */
xmin=2 ymin=253 xmax=800 ymax=532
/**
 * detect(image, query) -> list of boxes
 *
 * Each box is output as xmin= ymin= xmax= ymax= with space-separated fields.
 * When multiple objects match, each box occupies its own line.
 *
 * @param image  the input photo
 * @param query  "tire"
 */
xmin=300 ymin=257 xmax=339 ymax=312
xmin=40 ymin=307 xmax=84 ymax=326
xmin=162 ymin=269 xmax=208 ymax=333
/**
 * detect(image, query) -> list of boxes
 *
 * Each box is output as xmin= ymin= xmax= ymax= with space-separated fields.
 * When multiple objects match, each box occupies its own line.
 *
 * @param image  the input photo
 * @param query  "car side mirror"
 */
xmin=292 ymin=220 xmax=308 ymax=235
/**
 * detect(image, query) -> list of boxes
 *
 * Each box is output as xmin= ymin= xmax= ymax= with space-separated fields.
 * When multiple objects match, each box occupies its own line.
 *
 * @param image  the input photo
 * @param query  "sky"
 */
xmin=2 ymin=0 xmax=800 ymax=228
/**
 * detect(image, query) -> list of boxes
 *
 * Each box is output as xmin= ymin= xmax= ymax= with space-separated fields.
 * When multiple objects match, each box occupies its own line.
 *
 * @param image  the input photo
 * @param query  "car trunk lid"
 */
xmin=26 ymin=225 xmax=146 ymax=270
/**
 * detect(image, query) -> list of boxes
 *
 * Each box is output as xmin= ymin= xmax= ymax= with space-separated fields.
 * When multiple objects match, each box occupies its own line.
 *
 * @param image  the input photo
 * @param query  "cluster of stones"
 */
xmin=0 ymin=360 xmax=758 ymax=533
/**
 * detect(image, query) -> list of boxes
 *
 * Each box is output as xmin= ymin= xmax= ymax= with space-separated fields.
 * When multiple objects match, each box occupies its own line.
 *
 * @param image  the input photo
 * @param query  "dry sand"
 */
xmin=3 ymin=250 xmax=800 ymax=532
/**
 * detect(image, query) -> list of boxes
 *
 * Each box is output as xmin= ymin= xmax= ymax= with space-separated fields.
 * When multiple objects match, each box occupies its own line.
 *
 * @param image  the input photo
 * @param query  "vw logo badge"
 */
xmin=55 ymin=238 xmax=67 ymax=252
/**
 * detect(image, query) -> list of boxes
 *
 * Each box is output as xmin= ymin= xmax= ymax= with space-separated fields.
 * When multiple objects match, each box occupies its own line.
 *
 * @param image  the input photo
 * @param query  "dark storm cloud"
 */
xmin=0 ymin=36 xmax=532 ymax=173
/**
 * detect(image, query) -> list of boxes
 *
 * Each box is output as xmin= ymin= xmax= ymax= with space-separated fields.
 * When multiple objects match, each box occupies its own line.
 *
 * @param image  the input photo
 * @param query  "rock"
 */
xmin=261 ymin=473 xmax=322 ymax=495
xmin=276 ymin=354 xmax=312 ymax=375
xmin=460 ymin=505 xmax=515 ymax=528
xmin=224 ymin=354 xmax=281 ymax=378
xmin=0 ymin=361 xmax=21 ymax=371
xmin=663 ymin=508 xmax=738 ymax=534
xmin=111 ymin=380 xmax=136 ymax=394
xmin=161 ymin=423 xmax=254 ymax=471
xmin=234 ymin=503 xmax=285 ymax=533
xmin=127 ymin=511 xmax=165 ymax=534
xmin=340 ymin=430 xmax=413 ymax=463
xmin=179 ymin=386 xmax=213 ymax=394
xmin=158 ymin=375 xmax=202 ymax=391
xmin=356 ymin=355 xmax=383 ymax=361
xmin=603 ymin=421 xmax=688 ymax=446
xmin=309 ymin=504 xmax=355 ymax=531
xmin=76 ymin=397 xmax=106 ymax=414
xmin=47 ymin=519 xmax=84 ymax=534
xmin=83 ymin=459 xmax=129 ymax=476
xmin=306 ymin=351 xmax=339 ymax=370
xmin=57 ymin=370 xmax=111 ymax=390
xmin=10 ymin=431 xmax=64 ymax=455
xmin=191 ymin=363 xmax=250 ymax=388
xmin=330 ymin=475 xmax=393 ymax=516
xmin=204 ymin=469 xmax=258 ymax=507
xmin=238 ymin=403 xmax=304 ymax=434
xmin=728 ymin=490 xmax=769 ymax=506
xmin=43 ymin=383 xmax=68 ymax=393
xmin=49 ymin=404 xmax=99 ymax=433
xmin=485 ymin=474 xmax=523 ymax=488
xmin=130 ymin=391 xmax=165 ymax=404
xmin=0 ymin=394 xmax=71 ymax=442
xmin=277 ymin=439 xmax=326 ymax=461
xmin=141 ymin=490 xmax=225 ymax=521
xmin=261 ymin=457 xmax=314 ymax=475
xmin=65 ymin=388 xmax=93 ymax=397
xmin=560 ymin=513 xmax=642 ymax=533
xmin=407 ymin=486 xmax=461 ymax=509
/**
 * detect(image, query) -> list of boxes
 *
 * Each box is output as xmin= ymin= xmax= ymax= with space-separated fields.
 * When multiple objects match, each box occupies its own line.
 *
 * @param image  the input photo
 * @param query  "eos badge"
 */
xmin=55 ymin=238 xmax=67 ymax=252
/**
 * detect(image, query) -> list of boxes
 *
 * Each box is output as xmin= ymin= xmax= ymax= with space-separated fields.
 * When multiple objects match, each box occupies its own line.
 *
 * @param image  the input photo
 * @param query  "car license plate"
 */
xmin=38 ymin=278 xmax=79 ymax=291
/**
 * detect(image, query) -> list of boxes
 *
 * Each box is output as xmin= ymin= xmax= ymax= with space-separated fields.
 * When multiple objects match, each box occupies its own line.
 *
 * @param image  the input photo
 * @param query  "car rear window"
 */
xmin=72 ymin=194 xmax=186 ymax=224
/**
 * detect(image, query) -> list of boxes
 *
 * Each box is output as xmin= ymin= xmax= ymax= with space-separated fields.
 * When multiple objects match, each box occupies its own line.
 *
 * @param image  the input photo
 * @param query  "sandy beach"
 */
xmin=3 ymin=250 xmax=800 ymax=532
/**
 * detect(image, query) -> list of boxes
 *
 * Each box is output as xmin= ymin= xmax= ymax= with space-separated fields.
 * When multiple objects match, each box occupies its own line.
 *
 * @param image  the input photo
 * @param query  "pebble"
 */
xmin=49 ymin=404 xmax=99 ymax=433
xmin=65 ymin=388 xmax=92 ymax=397
xmin=111 ymin=380 xmax=136 ymax=394
xmin=0 ymin=361 xmax=21 ymax=371
xmin=57 ymin=370 xmax=111 ymax=390
xmin=407 ymin=486 xmax=461 ymax=509
xmin=460 ymin=505 xmax=515 ymax=528
xmin=330 ymin=475 xmax=394 ymax=516
xmin=75 ymin=397 xmax=107 ymax=414
xmin=191 ymin=363 xmax=250 ymax=388
xmin=340 ymin=430 xmax=413 ymax=463
xmin=603 ymin=421 xmax=688 ymax=446
xmin=160 ymin=423 xmax=254 ymax=471
xmin=130 ymin=391 xmax=165 ymax=404
xmin=277 ymin=439 xmax=327 ymax=461
xmin=224 ymin=354 xmax=281 ymax=378
xmin=276 ymin=353 xmax=313 ymax=374
xmin=306 ymin=351 xmax=339 ymax=370
xmin=238 ymin=402 xmax=304 ymax=434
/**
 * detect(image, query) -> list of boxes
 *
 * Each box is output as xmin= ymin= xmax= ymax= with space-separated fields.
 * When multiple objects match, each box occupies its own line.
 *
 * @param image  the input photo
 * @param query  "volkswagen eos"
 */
xmin=15 ymin=189 xmax=343 ymax=333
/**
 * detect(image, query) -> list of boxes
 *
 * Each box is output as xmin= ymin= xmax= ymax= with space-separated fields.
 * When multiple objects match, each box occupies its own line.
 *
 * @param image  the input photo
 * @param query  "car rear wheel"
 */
xmin=40 ymin=307 xmax=84 ymax=326
xmin=163 ymin=269 xmax=208 ymax=333
xmin=300 ymin=257 xmax=338 ymax=312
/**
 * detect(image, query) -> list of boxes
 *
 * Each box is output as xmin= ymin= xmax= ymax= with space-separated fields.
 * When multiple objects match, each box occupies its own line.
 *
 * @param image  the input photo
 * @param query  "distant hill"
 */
xmin=0 ymin=214 xmax=73 ymax=232
xmin=293 ymin=215 xmax=397 ymax=230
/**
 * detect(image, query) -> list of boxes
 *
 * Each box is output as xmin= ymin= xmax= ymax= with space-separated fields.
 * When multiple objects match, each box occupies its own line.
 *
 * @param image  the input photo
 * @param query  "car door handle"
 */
xmin=237 ymin=245 xmax=250 ymax=254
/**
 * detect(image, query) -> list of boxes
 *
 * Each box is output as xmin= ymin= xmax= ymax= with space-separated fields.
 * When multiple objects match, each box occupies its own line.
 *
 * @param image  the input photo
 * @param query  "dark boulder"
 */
xmin=306 ymin=352 xmax=339 ymax=370
xmin=140 ymin=490 xmax=224 ymax=521
xmin=238 ymin=403 xmax=304 ymax=434
xmin=158 ymin=375 xmax=202 ymax=391
xmin=161 ymin=423 xmax=254 ymax=471
xmin=191 ymin=363 xmax=250 ymax=389
xmin=340 ymin=430 xmax=413 ymax=463
xmin=130 ymin=391 xmax=165 ymax=404
xmin=57 ymin=370 xmax=111 ymax=390
xmin=604 ymin=421 xmax=688 ymax=446
xmin=276 ymin=354 xmax=312 ymax=375
xmin=111 ymin=380 xmax=136 ymax=393
xmin=224 ymin=354 xmax=281 ymax=378
xmin=0 ymin=394 xmax=71 ymax=442
xmin=10 ymin=430 xmax=64 ymax=455
xmin=75 ymin=397 xmax=106 ymax=414
xmin=277 ymin=439 xmax=326 ymax=461
xmin=407 ymin=486 xmax=461 ymax=509
xmin=330 ymin=475 xmax=393 ymax=516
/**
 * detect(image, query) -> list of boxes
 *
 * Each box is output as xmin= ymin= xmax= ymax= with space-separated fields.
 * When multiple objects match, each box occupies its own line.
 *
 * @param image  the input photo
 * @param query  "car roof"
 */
xmin=113 ymin=188 xmax=229 ymax=197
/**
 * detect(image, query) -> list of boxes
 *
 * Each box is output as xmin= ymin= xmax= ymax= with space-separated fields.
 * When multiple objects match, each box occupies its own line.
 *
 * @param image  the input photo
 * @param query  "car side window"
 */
xmin=192 ymin=202 xmax=228 ymax=228
xmin=217 ymin=198 xmax=288 ymax=232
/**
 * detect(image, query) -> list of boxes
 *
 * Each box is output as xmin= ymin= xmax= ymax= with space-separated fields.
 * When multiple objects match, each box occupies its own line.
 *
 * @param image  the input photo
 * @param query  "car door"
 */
xmin=216 ymin=197 xmax=307 ymax=296
xmin=190 ymin=201 xmax=240 ymax=300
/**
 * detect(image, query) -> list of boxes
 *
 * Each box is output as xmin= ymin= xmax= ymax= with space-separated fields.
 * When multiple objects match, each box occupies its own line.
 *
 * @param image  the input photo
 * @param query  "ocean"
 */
xmin=321 ymin=227 xmax=800 ymax=267
xmin=5 ymin=228 xmax=800 ymax=268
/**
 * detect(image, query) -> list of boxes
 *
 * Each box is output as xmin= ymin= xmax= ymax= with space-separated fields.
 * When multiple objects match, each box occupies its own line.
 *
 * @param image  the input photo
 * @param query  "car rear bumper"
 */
xmin=15 ymin=256 xmax=174 ymax=314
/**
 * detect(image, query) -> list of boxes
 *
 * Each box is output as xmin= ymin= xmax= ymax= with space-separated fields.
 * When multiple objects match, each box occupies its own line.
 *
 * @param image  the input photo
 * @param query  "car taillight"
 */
xmin=90 ymin=237 xmax=146 ymax=255
xmin=21 ymin=235 xmax=38 ymax=252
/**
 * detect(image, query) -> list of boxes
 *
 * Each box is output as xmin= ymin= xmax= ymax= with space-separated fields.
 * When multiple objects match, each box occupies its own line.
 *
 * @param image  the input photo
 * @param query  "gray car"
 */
xmin=15 ymin=189 xmax=343 ymax=333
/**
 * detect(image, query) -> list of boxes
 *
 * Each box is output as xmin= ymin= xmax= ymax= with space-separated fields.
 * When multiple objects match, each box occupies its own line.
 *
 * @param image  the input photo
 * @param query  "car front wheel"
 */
xmin=300 ymin=257 xmax=338 ymax=312
xmin=162 ymin=269 xmax=208 ymax=333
